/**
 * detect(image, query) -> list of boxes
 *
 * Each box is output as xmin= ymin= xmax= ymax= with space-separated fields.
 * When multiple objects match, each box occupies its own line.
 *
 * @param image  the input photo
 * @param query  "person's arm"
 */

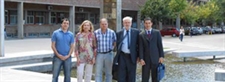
xmin=138 ymin=33 xmax=145 ymax=65
xmin=51 ymin=42 xmax=63 ymax=58
xmin=51 ymin=32 xmax=64 ymax=60
xmin=112 ymin=32 xmax=117 ymax=51
xmin=138 ymin=33 xmax=144 ymax=60
xmin=74 ymin=34 xmax=79 ymax=58
xmin=66 ymin=42 xmax=74 ymax=59
xmin=157 ymin=31 xmax=164 ymax=57
xmin=92 ymin=33 xmax=97 ymax=59
xmin=74 ymin=34 xmax=81 ymax=66
xmin=65 ymin=34 xmax=75 ymax=59
xmin=157 ymin=31 xmax=164 ymax=63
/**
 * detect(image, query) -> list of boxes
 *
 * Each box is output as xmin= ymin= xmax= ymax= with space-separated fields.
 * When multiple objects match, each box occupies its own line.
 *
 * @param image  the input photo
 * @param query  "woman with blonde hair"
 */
xmin=75 ymin=20 xmax=96 ymax=82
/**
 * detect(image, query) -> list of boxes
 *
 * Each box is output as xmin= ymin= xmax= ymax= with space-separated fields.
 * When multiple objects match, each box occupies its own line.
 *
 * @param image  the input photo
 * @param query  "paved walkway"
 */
xmin=163 ymin=34 xmax=225 ymax=62
xmin=4 ymin=38 xmax=52 ymax=56
xmin=0 ymin=68 xmax=94 ymax=82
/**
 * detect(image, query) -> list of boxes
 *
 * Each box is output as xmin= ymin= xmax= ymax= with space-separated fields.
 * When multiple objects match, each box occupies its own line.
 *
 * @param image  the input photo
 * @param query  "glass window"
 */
xmin=51 ymin=12 xmax=57 ymax=24
xmin=75 ymin=13 xmax=88 ymax=24
xmin=36 ymin=11 xmax=45 ymax=24
xmin=10 ymin=10 xmax=17 ymax=25
xmin=27 ymin=11 xmax=34 ymax=24
xmin=90 ymin=14 xmax=95 ymax=24
xmin=95 ymin=14 xmax=99 ymax=24
xmin=5 ymin=11 xmax=8 ymax=24
xmin=57 ymin=12 xmax=65 ymax=23
xmin=90 ymin=13 xmax=99 ymax=24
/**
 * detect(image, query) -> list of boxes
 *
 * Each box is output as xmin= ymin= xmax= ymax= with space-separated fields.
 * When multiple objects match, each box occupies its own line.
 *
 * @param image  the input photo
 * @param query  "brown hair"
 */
xmin=79 ymin=20 xmax=94 ymax=32
xmin=144 ymin=17 xmax=152 ymax=23
xmin=61 ymin=18 xmax=69 ymax=23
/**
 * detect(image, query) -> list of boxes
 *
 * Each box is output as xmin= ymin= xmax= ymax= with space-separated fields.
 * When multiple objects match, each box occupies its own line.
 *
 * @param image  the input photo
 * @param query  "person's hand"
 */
xmin=58 ymin=54 xmax=66 ymax=60
xmin=77 ymin=58 xmax=81 ymax=66
xmin=91 ymin=58 xmax=95 ymax=65
xmin=64 ymin=55 xmax=71 ymax=60
xmin=159 ymin=57 xmax=164 ymax=63
xmin=139 ymin=59 xmax=145 ymax=66
xmin=137 ymin=58 xmax=140 ymax=63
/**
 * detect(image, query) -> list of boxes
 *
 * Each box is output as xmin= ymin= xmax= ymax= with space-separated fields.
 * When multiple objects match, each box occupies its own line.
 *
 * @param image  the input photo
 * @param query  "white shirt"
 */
xmin=180 ymin=29 xmax=184 ymax=35
xmin=121 ymin=28 xmax=131 ymax=53
xmin=145 ymin=28 xmax=152 ymax=34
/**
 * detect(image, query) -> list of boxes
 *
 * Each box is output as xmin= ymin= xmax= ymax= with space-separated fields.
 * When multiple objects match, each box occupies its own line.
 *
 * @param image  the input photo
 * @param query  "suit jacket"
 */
xmin=114 ymin=28 xmax=140 ymax=64
xmin=139 ymin=29 xmax=164 ymax=64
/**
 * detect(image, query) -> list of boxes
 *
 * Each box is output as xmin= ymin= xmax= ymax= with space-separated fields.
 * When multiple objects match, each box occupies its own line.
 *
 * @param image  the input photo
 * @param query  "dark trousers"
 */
xmin=179 ymin=34 xmax=183 ymax=42
xmin=118 ymin=52 xmax=136 ymax=82
xmin=142 ymin=60 xmax=159 ymax=82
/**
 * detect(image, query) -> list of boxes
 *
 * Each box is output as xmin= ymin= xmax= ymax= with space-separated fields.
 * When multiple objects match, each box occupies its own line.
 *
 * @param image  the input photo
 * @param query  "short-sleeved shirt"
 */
xmin=94 ymin=28 xmax=116 ymax=52
xmin=51 ymin=28 xmax=75 ymax=56
xmin=75 ymin=32 xmax=96 ymax=63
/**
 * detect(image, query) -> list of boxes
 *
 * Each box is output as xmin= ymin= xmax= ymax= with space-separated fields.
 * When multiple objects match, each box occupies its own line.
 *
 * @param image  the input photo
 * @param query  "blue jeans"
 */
xmin=180 ymin=34 xmax=183 ymax=42
xmin=52 ymin=56 xmax=71 ymax=82
xmin=95 ymin=52 xmax=114 ymax=82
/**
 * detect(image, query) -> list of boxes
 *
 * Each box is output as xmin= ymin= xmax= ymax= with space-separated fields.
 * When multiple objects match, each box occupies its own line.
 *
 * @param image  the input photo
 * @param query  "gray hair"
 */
xmin=100 ymin=18 xmax=108 ymax=23
xmin=123 ymin=16 xmax=132 ymax=22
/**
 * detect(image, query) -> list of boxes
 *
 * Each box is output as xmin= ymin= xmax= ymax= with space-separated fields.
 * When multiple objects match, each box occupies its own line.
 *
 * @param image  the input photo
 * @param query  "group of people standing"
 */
xmin=51 ymin=16 xmax=164 ymax=82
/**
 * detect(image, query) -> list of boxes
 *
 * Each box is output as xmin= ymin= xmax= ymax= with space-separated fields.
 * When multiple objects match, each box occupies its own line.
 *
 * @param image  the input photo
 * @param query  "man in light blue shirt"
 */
xmin=115 ymin=16 xmax=140 ymax=82
xmin=121 ymin=28 xmax=131 ymax=54
xmin=51 ymin=18 xmax=74 ymax=82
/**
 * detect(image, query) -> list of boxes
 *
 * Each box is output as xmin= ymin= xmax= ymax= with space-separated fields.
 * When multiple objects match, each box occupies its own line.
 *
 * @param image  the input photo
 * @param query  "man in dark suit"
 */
xmin=115 ymin=16 xmax=139 ymax=82
xmin=139 ymin=17 xmax=164 ymax=82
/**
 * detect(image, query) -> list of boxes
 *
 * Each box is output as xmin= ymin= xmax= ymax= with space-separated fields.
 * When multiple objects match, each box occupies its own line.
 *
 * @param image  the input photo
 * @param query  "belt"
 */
xmin=121 ymin=51 xmax=130 ymax=55
xmin=98 ymin=50 xmax=112 ymax=54
xmin=121 ymin=51 xmax=130 ymax=58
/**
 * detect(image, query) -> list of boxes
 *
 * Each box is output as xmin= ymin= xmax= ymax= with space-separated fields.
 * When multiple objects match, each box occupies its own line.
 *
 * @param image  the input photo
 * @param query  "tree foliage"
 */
xmin=181 ymin=1 xmax=200 ymax=25
xmin=140 ymin=0 xmax=171 ymax=23
xmin=140 ymin=0 xmax=225 ymax=27
xmin=168 ymin=0 xmax=187 ymax=15
xmin=214 ymin=0 xmax=225 ymax=22
xmin=204 ymin=0 xmax=220 ymax=24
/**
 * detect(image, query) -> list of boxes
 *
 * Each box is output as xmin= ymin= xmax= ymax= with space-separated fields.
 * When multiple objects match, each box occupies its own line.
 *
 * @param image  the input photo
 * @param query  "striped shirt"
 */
xmin=94 ymin=28 xmax=117 ymax=52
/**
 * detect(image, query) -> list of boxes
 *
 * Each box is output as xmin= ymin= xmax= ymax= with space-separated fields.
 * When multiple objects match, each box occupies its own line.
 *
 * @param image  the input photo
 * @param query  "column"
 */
xmin=69 ymin=6 xmax=75 ymax=34
xmin=116 ymin=0 xmax=122 ymax=32
xmin=137 ymin=11 xmax=141 ymax=30
xmin=17 ymin=2 xmax=24 ymax=39
xmin=0 ymin=0 xmax=4 ymax=57
xmin=101 ymin=0 xmax=122 ymax=32
xmin=49 ymin=11 xmax=51 ymax=24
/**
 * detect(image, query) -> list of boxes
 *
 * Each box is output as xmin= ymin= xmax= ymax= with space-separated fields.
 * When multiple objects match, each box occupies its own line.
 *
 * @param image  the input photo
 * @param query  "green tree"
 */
xmin=140 ymin=0 xmax=171 ymax=29
xmin=168 ymin=0 xmax=187 ymax=28
xmin=214 ymin=0 xmax=225 ymax=26
xmin=197 ymin=1 xmax=212 ymax=26
xmin=203 ymin=0 xmax=220 ymax=26
xmin=181 ymin=1 xmax=200 ymax=26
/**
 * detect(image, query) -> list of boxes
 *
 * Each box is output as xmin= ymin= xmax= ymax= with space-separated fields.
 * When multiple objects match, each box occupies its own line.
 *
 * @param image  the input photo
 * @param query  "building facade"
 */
xmin=4 ymin=0 xmax=146 ymax=38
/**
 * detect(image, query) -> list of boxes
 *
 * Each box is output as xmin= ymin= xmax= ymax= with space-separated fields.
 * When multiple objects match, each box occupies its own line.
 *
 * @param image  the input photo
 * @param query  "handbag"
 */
xmin=112 ymin=62 xmax=119 ymax=80
xmin=157 ymin=63 xmax=165 ymax=81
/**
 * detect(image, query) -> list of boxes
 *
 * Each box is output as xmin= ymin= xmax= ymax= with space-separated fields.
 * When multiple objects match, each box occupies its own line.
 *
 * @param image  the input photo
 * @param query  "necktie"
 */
xmin=148 ymin=31 xmax=151 ymax=38
xmin=126 ymin=30 xmax=130 ymax=49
